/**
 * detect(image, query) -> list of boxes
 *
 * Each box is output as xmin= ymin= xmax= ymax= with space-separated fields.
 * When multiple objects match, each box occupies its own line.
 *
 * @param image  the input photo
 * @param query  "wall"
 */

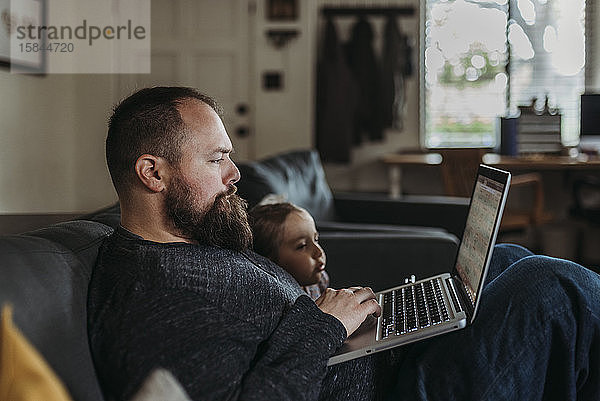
xmin=0 ymin=72 xmax=117 ymax=213
xmin=251 ymin=0 xmax=316 ymax=159
xmin=0 ymin=0 xmax=426 ymax=215
xmin=0 ymin=0 xmax=123 ymax=214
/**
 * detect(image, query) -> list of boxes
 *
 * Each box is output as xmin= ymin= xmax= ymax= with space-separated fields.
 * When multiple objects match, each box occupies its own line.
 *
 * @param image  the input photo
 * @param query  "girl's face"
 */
xmin=276 ymin=209 xmax=326 ymax=286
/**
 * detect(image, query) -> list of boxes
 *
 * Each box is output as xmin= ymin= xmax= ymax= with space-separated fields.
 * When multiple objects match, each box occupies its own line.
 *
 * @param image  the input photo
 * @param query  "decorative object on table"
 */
xmin=516 ymin=96 xmax=562 ymax=155
xmin=500 ymin=116 xmax=518 ymax=156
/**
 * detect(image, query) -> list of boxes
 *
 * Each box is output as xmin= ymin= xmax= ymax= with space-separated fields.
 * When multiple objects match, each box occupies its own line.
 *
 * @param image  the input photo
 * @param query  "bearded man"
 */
xmin=88 ymin=87 xmax=383 ymax=401
xmin=88 ymin=87 xmax=600 ymax=401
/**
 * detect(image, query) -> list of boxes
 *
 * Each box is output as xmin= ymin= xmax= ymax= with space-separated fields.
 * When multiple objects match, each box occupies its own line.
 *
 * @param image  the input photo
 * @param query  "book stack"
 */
xmin=517 ymin=109 xmax=562 ymax=154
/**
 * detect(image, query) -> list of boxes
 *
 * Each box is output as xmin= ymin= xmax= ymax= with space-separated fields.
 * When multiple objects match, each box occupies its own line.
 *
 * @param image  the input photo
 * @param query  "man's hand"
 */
xmin=315 ymin=287 xmax=381 ymax=337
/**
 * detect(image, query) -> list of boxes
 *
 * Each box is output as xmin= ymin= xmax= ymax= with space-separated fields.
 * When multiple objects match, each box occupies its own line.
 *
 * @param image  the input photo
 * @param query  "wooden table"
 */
xmin=380 ymin=153 xmax=442 ymax=198
xmin=482 ymin=153 xmax=600 ymax=170
xmin=381 ymin=152 xmax=600 ymax=198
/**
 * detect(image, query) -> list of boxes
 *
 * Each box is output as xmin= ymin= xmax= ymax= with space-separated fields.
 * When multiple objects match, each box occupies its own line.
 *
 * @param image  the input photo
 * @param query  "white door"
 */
xmin=115 ymin=0 xmax=253 ymax=161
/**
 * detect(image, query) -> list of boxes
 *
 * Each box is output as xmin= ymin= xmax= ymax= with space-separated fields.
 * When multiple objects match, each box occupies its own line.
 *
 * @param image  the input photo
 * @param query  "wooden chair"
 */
xmin=438 ymin=148 xmax=553 ymax=233
xmin=570 ymin=175 xmax=600 ymax=269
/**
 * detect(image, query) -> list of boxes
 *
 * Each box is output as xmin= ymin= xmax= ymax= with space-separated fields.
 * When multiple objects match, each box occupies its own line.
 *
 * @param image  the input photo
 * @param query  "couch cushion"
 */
xmin=0 ymin=220 xmax=113 ymax=401
xmin=237 ymin=149 xmax=336 ymax=221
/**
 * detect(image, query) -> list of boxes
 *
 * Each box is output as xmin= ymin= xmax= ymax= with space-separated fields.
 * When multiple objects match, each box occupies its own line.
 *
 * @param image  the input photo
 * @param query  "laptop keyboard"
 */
xmin=380 ymin=278 xmax=451 ymax=339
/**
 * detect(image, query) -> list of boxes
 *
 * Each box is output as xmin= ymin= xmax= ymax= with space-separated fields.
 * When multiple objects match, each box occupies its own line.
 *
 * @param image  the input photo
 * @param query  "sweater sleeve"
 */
xmin=239 ymin=295 xmax=346 ymax=400
xmin=122 ymin=289 xmax=346 ymax=401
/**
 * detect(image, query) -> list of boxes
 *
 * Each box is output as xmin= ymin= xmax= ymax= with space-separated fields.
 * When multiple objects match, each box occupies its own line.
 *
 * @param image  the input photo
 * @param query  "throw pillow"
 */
xmin=0 ymin=304 xmax=73 ymax=401
xmin=129 ymin=368 xmax=191 ymax=401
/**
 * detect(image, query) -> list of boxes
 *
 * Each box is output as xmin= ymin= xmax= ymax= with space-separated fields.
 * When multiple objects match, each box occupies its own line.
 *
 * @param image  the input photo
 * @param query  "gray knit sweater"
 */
xmin=87 ymin=227 xmax=358 ymax=401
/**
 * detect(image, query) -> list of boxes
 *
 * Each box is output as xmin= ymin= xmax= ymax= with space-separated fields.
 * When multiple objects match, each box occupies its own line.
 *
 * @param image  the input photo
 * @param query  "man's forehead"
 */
xmin=177 ymin=98 xmax=232 ymax=151
xmin=177 ymin=98 xmax=216 ymax=124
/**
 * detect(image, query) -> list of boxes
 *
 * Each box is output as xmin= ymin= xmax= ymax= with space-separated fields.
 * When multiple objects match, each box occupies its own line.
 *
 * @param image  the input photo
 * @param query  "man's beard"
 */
xmin=165 ymin=175 xmax=253 ymax=252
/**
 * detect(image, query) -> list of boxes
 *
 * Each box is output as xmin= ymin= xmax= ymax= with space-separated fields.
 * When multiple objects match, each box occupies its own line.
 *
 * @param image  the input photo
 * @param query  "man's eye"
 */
xmin=211 ymin=158 xmax=224 ymax=164
xmin=296 ymin=243 xmax=307 ymax=250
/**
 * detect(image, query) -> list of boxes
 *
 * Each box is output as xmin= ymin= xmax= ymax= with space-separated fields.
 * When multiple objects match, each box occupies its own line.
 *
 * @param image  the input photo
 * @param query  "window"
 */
xmin=423 ymin=0 xmax=586 ymax=148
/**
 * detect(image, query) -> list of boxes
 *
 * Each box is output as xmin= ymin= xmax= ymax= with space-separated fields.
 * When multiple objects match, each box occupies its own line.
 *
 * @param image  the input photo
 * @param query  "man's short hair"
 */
xmin=106 ymin=86 xmax=222 ymax=194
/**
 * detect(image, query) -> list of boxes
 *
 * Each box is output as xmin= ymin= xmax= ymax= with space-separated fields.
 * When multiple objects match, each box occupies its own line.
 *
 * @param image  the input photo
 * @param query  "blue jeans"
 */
xmin=386 ymin=244 xmax=600 ymax=401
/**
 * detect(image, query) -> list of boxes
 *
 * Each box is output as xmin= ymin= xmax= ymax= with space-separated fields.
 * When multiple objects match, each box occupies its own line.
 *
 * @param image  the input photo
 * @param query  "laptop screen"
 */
xmin=453 ymin=165 xmax=510 ymax=308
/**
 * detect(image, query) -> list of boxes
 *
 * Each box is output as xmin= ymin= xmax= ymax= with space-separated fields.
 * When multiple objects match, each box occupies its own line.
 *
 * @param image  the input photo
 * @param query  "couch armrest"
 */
xmin=333 ymin=192 xmax=470 ymax=238
xmin=319 ymin=231 xmax=459 ymax=292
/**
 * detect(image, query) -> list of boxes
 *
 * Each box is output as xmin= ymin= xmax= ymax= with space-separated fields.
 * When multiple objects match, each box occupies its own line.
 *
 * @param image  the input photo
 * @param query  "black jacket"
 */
xmin=345 ymin=17 xmax=384 ymax=143
xmin=316 ymin=17 xmax=358 ymax=163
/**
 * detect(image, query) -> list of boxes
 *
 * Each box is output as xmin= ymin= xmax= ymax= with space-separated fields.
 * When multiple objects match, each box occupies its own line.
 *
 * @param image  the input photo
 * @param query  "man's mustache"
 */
xmin=219 ymin=185 xmax=238 ymax=198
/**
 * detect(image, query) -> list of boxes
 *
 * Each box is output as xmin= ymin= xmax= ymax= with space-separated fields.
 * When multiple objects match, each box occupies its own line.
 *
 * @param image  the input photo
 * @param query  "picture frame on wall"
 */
xmin=267 ymin=0 xmax=298 ymax=21
xmin=0 ymin=0 xmax=46 ymax=73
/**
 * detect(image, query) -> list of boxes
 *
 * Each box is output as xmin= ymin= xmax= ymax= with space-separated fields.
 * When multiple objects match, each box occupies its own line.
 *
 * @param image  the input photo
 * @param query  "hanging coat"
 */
xmin=381 ymin=15 xmax=413 ymax=131
xmin=316 ymin=17 xmax=358 ymax=163
xmin=345 ymin=17 xmax=385 ymax=143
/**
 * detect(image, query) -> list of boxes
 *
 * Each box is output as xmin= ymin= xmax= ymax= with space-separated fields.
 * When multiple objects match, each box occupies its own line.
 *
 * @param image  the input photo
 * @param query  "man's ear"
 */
xmin=134 ymin=154 xmax=169 ymax=193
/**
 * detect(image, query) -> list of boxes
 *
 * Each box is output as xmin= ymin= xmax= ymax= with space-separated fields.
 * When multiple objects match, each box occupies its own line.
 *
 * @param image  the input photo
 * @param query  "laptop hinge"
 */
xmin=447 ymin=276 xmax=474 ymax=320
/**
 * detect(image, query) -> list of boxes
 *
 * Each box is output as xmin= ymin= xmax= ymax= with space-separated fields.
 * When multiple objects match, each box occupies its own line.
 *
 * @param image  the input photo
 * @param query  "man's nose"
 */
xmin=225 ymin=158 xmax=241 ymax=186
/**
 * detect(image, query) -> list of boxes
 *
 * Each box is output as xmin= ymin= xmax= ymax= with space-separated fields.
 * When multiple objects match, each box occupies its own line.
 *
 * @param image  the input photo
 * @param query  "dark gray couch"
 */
xmin=236 ymin=149 xmax=470 ymax=238
xmin=0 ymin=151 xmax=467 ymax=400
xmin=0 ymin=220 xmax=112 ymax=401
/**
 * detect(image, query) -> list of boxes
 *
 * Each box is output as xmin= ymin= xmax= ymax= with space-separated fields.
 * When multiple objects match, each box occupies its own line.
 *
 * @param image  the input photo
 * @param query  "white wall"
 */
xmin=0 ymin=72 xmax=117 ymax=213
xmin=251 ymin=0 xmax=316 ymax=159
xmin=0 ymin=0 xmax=122 ymax=213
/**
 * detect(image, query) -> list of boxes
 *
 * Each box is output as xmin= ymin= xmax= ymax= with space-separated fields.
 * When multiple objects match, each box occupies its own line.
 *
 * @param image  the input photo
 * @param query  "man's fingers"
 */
xmin=344 ymin=287 xmax=381 ymax=316
xmin=354 ymin=287 xmax=381 ymax=318
xmin=352 ymin=287 xmax=376 ymax=303
xmin=317 ymin=287 xmax=382 ymax=337
xmin=361 ymin=298 xmax=382 ymax=317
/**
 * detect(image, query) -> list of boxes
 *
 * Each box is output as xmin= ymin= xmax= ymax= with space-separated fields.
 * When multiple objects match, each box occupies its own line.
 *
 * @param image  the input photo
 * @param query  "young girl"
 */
xmin=249 ymin=202 xmax=329 ymax=300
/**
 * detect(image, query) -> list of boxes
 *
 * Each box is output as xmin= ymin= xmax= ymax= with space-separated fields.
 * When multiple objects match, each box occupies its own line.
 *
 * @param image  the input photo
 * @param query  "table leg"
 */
xmin=389 ymin=165 xmax=402 ymax=199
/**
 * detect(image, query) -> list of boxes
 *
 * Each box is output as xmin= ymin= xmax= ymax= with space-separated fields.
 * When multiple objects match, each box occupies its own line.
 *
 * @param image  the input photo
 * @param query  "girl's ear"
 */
xmin=134 ymin=154 xmax=168 ymax=193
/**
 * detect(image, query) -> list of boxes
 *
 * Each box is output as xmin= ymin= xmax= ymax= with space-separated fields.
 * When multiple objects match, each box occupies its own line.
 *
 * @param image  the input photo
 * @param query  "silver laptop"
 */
xmin=328 ymin=164 xmax=511 ymax=365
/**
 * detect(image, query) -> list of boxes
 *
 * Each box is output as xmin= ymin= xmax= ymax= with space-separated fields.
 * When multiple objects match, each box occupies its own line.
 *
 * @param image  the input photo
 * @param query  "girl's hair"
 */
xmin=249 ymin=202 xmax=303 ymax=260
